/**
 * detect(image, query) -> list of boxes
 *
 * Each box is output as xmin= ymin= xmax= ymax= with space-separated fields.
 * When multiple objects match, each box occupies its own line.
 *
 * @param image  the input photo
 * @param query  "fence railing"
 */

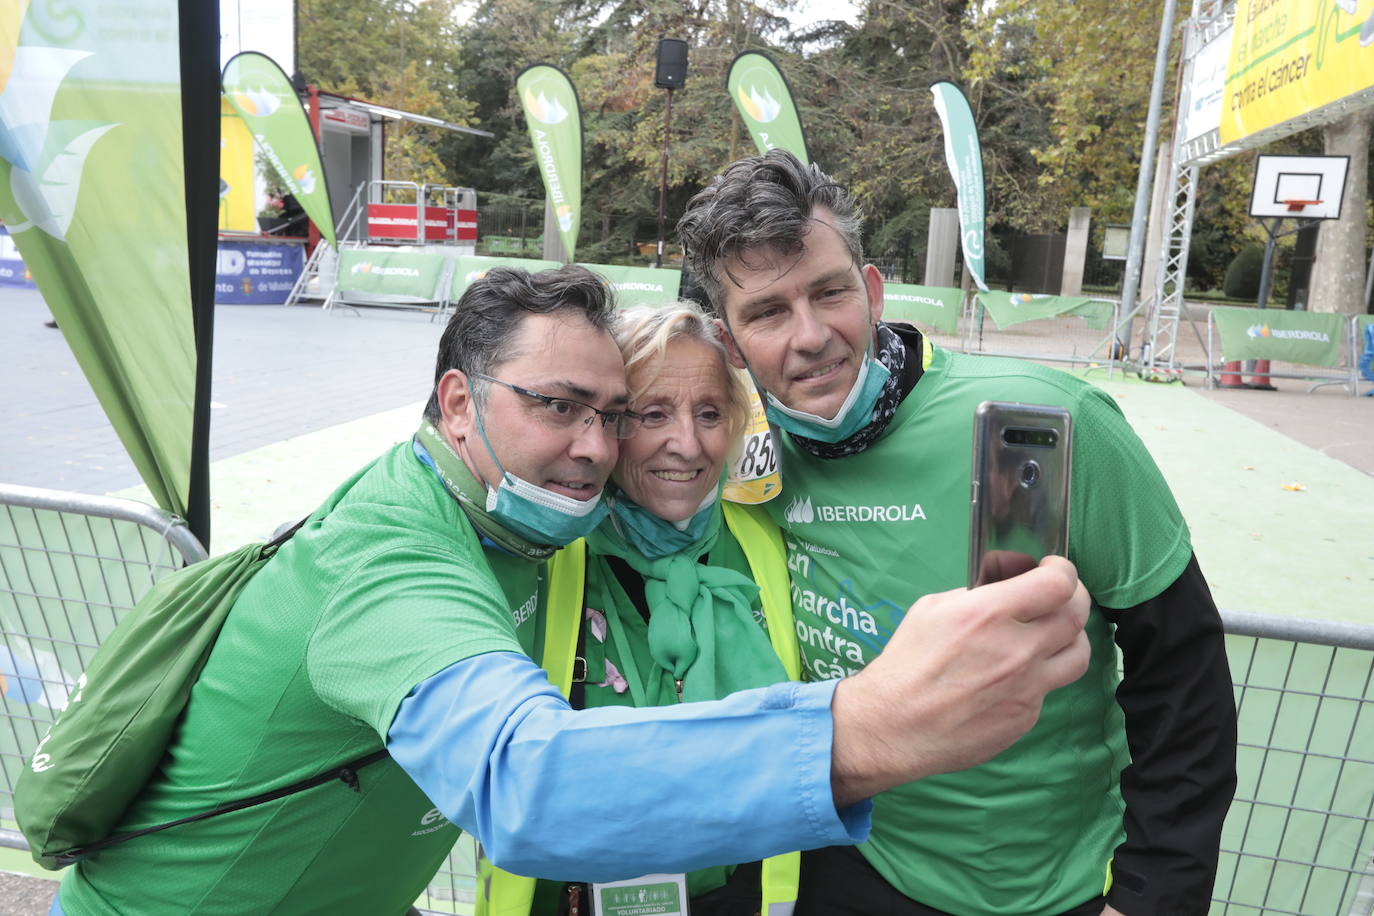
xmin=2 ymin=487 xmax=1370 ymax=915
xmin=0 ymin=484 xmax=206 ymax=852
xmin=1206 ymin=309 xmax=1363 ymax=396
xmin=1214 ymin=611 xmax=1374 ymax=916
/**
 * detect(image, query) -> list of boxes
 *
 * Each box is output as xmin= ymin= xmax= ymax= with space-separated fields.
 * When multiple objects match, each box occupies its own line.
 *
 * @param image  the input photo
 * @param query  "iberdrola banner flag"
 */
xmin=0 ymin=0 xmax=219 ymax=544
xmin=222 ymin=51 xmax=336 ymax=248
xmin=727 ymin=51 xmax=810 ymax=165
xmin=930 ymin=81 xmax=987 ymax=292
xmin=516 ymin=64 xmax=582 ymax=260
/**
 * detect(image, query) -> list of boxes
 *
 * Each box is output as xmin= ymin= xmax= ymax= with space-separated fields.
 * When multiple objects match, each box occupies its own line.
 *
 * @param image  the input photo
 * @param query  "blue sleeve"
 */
xmin=386 ymin=650 xmax=870 ymax=882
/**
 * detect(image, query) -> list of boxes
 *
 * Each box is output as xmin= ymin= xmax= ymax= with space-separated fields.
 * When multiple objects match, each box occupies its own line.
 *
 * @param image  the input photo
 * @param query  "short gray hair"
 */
xmin=614 ymin=301 xmax=751 ymax=442
xmin=423 ymin=265 xmax=616 ymax=422
xmin=677 ymin=150 xmax=864 ymax=314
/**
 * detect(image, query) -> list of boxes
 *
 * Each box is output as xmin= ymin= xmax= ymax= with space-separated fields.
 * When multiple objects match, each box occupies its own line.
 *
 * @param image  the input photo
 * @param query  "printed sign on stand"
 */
xmin=215 ymin=239 xmax=305 ymax=304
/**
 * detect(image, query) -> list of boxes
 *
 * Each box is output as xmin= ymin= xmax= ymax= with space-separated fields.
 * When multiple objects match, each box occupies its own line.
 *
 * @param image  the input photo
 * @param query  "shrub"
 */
xmin=1223 ymin=243 xmax=1265 ymax=300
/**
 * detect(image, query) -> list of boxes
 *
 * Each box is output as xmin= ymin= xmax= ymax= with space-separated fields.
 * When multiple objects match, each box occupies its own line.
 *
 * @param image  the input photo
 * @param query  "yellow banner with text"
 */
xmin=1220 ymin=0 xmax=1374 ymax=144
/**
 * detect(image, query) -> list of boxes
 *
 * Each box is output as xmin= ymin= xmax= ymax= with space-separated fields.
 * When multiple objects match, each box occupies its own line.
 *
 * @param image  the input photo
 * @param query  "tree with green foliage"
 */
xmin=966 ymin=0 xmax=1172 ymax=231
xmin=1222 ymin=242 xmax=1264 ymax=300
xmin=298 ymin=0 xmax=479 ymax=183
xmin=291 ymin=0 xmax=1300 ymax=285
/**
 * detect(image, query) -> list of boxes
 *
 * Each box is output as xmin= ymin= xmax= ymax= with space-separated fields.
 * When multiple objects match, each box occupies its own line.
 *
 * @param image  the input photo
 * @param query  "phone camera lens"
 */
xmin=1019 ymin=460 xmax=1040 ymax=488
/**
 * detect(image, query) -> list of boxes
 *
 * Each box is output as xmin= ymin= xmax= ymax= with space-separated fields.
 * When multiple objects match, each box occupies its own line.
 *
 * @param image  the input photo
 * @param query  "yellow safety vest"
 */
xmin=477 ymin=504 xmax=802 ymax=916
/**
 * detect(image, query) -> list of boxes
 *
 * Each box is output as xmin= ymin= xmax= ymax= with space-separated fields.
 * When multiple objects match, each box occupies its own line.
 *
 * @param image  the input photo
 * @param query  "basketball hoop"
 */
xmin=1282 ymin=199 xmax=1322 ymax=213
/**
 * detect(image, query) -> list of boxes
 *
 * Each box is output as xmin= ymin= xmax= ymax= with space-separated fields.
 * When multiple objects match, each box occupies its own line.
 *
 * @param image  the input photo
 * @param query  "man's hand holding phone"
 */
xmin=968 ymin=402 xmax=1073 ymax=588
xmin=830 ymin=556 xmax=1091 ymax=806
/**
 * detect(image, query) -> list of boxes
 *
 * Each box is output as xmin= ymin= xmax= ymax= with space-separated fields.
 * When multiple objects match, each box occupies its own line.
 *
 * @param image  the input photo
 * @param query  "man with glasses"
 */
xmin=56 ymin=265 xmax=1093 ymax=916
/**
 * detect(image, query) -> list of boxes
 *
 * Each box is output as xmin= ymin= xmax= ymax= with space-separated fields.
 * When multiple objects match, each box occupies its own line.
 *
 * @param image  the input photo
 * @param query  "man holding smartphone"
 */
xmin=51 ymin=265 xmax=1094 ymax=916
xmin=678 ymin=151 xmax=1237 ymax=916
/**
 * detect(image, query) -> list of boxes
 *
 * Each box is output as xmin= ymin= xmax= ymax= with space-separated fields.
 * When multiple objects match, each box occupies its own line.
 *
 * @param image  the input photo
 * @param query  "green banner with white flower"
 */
xmin=516 ymin=64 xmax=581 ymax=260
xmin=930 ymin=81 xmax=987 ymax=293
xmin=0 ymin=0 xmax=218 ymax=539
xmin=1212 ymin=307 xmax=1345 ymax=367
xmin=727 ymin=51 xmax=809 ymax=165
xmin=222 ymin=51 xmax=335 ymax=249
xmin=881 ymin=284 xmax=963 ymax=334
xmin=579 ymin=263 xmax=682 ymax=308
xmin=336 ymin=247 xmax=450 ymax=302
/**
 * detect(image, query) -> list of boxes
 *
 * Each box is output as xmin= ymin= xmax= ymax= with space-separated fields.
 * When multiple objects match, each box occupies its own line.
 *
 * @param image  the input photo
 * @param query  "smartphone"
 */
xmin=968 ymin=401 xmax=1073 ymax=589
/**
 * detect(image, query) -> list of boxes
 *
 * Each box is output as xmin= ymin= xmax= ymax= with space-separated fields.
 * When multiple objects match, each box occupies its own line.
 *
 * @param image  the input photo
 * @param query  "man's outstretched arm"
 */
xmin=389 ymin=556 xmax=1092 ymax=879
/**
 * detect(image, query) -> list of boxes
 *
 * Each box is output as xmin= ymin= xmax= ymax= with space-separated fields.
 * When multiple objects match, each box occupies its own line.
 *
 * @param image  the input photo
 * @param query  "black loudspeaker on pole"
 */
xmin=654 ymin=38 xmax=688 ymax=89
xmin=654 ymin=39 xmax=688 ymax=269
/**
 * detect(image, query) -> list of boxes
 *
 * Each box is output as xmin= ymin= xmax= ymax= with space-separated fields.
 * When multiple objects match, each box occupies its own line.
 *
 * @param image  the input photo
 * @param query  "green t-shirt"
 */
xmin=62 ymin=443 xmax=545 ymax=915
xmin=766 ymin=347 xmax=1192 ymax=916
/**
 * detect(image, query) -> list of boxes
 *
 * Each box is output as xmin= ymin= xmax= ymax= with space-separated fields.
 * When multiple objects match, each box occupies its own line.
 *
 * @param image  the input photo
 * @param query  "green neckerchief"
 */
xmin=584 ymin=501 xmax=788 ymax=706
xmin=414 ymin=422 xmax=555 ymax=562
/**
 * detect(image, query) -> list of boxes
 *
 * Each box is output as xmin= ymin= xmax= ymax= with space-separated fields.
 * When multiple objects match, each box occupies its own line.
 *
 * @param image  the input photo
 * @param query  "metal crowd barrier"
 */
xmin=1214 ymin=610 xmax=1374 ymax=916
xmin=416 ymin=835 xmax=479 ymax=914
xmin=0 ymin=484 xmax=206 ymax=852
xmin=2 ymin=486 xmax=1369 ymax=915
xmin=958 ymin=297 xmax=1126 ymax=372
xmin=1205 ymin=311 xmax=1361 ymax=396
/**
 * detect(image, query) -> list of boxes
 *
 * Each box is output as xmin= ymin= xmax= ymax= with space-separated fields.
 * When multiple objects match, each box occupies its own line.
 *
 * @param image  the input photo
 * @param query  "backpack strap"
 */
xmin=267 ymin=515 xmax=310 ymax=551
xmin=55 ymin=748 xmax=390 ymax=866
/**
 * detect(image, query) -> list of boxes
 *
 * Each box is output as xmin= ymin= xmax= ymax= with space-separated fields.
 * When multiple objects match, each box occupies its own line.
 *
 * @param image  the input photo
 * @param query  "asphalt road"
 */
xmin=2 ymin=286 xmax=441 ymax=495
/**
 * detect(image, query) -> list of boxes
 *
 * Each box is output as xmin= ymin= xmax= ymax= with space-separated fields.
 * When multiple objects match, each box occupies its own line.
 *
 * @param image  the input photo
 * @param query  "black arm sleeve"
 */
xmin=1100 ymin=553 xmax=1237 ymax=916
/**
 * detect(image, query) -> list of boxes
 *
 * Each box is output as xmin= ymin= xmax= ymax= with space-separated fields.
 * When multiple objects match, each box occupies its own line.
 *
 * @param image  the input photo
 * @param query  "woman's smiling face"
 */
xmin=612 ymin=337 xmax=733 ymax=523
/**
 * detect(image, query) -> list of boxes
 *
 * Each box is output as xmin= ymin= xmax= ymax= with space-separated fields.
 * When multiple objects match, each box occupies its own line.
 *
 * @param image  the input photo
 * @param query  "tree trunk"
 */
xmin=1309 ymin=109 xmax=1372 ymax=317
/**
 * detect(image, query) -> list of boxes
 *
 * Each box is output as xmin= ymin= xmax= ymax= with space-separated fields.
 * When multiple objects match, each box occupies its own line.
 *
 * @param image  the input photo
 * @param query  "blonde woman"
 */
xmin=479 ymin=301 xmax=803 ymax=916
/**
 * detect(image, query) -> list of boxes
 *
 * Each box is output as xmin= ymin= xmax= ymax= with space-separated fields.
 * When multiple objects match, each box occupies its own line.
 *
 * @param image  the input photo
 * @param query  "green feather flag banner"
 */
xmin=516 ymin=64 xmax=582 ymax=260
xmin=930 ymin=81 xmax=987 ymax=292
xmin=222 ymin=52 xmax=336 ymax=249
xmin=0 ymin=0 xmax=219 ymax=544
xmin=727 ymin=51 xmax=810 ymax=164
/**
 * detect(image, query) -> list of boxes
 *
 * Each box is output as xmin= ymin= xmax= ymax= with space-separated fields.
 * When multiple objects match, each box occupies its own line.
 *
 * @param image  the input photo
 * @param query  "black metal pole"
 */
xmin=180 ymin=0 xmax=220 ymax=550
xmin=655 ymin=88 xmax=673 ymax=270
xmin=1256 ymin=221 xmax=1278 ymax=310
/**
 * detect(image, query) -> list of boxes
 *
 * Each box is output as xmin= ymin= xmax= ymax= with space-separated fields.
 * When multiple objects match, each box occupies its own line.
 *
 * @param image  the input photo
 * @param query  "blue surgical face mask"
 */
xmin=608 ymin=486 xmax=720 ymax=559
xmin=473 ymin=402 xmax=608 ymax=546
xmin=762 ymin=338 xmax=890 ymax=443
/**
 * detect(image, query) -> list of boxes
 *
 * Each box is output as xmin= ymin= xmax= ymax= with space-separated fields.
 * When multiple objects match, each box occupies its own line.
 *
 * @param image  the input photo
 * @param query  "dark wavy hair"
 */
xmin=422 ymin=264 xmax=616 ymax=421
xmin=676 ymin=149 xmax=864 ymax=314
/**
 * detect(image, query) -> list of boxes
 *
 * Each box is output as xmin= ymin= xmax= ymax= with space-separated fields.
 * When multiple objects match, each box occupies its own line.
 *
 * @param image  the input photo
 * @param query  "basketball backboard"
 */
xmin=1249 ymin=155 xmax=1349 ymax=220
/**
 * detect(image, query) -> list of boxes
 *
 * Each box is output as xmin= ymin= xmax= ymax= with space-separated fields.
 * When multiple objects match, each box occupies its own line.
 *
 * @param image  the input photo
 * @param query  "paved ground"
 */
xmin=1191 ymin=379 xmax=1372 ymax=476
xmin=0 ymin=869 xmax=55 ymax=916
xmin=924 ymin=304 xmax=1374 ymax=477
xmin=3 ymin=284 xmax=1372 ymax=908
xmin=2 ymin=287 xmax=439 ymax=495
xmin=6 ymin=286 xmax=1370 ymax=495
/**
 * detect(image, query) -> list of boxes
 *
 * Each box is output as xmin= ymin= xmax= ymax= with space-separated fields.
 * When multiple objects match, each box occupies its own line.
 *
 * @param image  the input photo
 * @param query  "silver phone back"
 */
xmin=968 ymin=401 xmax=1073 ymax=588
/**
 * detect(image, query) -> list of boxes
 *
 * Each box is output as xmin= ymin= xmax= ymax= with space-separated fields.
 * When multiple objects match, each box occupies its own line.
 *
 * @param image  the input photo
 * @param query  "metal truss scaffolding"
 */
xmin=1140 ymin=0 xmax=1374 ymax=377
xmin=1139 ymin=0 xmax=1233 ymax=379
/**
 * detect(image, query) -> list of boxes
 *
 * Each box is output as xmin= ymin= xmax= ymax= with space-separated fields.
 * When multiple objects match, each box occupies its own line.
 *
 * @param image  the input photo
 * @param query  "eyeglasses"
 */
xmin=473 ymin=374 xmax=641 ymax=439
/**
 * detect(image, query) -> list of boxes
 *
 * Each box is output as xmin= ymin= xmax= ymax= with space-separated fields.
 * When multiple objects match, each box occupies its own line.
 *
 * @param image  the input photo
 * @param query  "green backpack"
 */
xmin=14 ymin=517 xmax=385 ymax=870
